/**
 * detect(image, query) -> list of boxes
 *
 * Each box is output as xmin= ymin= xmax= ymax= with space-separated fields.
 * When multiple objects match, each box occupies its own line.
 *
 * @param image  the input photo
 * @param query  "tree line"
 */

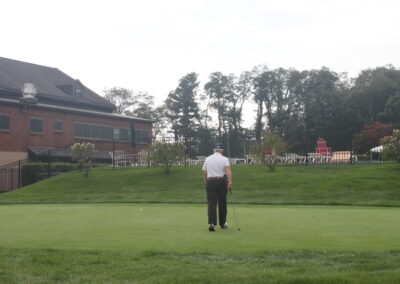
xmin=104 ymin=65 xmax=400 ymax=157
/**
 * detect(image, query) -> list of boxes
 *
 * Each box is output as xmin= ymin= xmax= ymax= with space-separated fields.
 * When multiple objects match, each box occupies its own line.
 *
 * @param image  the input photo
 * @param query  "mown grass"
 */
xmin=1 ymin=248 xmax=400 ymax=284
xmin=2 ymin=204 xmax=400 ymax=252
xmin=0 ymin=163 xmax=399 ymax=206
xmin=1 ymin=163 xmax=400 ymax=283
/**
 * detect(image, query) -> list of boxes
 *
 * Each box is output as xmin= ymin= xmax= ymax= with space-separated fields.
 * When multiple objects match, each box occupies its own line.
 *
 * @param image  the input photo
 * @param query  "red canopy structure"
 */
xmin=315 ymin=138 xmax=331 ymax=155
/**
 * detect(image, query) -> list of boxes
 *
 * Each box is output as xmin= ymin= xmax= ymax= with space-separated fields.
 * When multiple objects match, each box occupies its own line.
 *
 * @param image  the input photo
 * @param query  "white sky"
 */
xmin=1 ymin=0 xmax=400 ymax=127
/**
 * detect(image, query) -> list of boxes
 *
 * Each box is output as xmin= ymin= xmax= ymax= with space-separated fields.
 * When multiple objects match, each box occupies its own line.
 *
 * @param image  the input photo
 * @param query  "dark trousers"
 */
xmin=206 ymin=179 xmax=228 ymax=226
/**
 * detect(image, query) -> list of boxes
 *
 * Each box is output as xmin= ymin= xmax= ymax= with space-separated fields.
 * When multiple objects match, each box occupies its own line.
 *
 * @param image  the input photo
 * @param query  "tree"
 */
xmin=348 ymin=66 xmax=400 ymax=125
xmin=204 ymin=71 xmax=252 ymax=156
xmin=231 ymin=71 xmax=252 ymax=132
xmin=352 ymin=122 xmax=393 ymax=154
xmin=381 ymin=130 xmax=400 ymax=162
xmin=103 ymin=87 xmax=136 ymax=115
xmin=147 ymin=142 xmax=186 ymax=174
xmin=196 ymin=126 xmax=217 ymax=157
xmin=104 ymin=87 xmax=155 ymax=119
xmin=302 ymin=68 xmax=348 ymax=151
xmin=71 ymin=142 xmax=96 ymax=177
xmin=252 ymin=68 xmax=309 ymax=151
xmin=204 ymin=72 xmax=233 ymax=139
xmin=381 ymin=89 xmax=400 ymax=125
xmin=252 ymin=67 xmax=270 ymax=141
xmin=165 ymin=73 xmax=201 ymax=156
xmin=128 ymin=92 xmax=155 ymax=120
xmin=277 ymin=69 xmax=308 ymax=152
xmin=251 ymin=132 xmax=286 ymax=172
xmin=227 ymin=71 xmax=252 ymax=156
xmin=152 ymin=105 xmax=169 ymax=137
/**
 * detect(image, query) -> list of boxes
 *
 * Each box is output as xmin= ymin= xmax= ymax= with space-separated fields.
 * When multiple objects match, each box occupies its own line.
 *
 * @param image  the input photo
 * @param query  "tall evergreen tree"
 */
xmin=165 ymin=73 xmax=201 ymax=156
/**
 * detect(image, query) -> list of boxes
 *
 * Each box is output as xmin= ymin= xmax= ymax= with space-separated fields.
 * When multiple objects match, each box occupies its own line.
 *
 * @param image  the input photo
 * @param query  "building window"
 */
xmin=120 ymin=128 xmax=130 ymax=141
xmin=54 ymin=120 xmax=63 ymax=132
xmin=75 ymin=87 xmax=82 ymax=97
xmin=74 ymin=122 xmax=131 ymax=141
xmin=135 ymin=129 xmax=149 ymax=143
xmin=113 ymin=128 xmax=120 ymax=140
xmin=30 ymin=118 xmax=43 ymax=133
xmin=0 ymin=114 xmax=10 ymax=131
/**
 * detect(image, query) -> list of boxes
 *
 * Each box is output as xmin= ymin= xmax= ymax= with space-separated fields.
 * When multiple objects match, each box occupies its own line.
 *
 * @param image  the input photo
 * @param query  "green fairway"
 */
xmin=1 ymin=203 xmax=400 ymax=252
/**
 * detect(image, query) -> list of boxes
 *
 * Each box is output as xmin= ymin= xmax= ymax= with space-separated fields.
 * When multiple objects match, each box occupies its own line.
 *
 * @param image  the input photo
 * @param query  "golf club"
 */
xmin=229 ymin=188 xmax=241 ymax=231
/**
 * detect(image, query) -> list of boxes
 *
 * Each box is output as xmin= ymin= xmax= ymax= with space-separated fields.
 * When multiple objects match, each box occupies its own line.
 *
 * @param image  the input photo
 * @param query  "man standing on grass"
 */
xmin=202 ymin=143 xmax=233 ymax=232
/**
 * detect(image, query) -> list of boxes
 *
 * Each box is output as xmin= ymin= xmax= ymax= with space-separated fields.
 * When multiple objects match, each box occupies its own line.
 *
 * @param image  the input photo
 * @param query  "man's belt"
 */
xmin=207 ymin=176 xmax=225 ymax=180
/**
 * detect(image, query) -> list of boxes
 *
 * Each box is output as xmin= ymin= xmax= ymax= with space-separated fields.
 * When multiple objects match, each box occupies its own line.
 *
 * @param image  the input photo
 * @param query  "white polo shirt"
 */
xmin=202 ymin=152 xmax=230 ymax=178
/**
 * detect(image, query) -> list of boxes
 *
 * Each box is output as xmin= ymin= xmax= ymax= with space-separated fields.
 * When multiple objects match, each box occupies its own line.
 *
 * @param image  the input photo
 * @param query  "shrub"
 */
xmin=21 ymin=163 xmax=77 ymax=186
xmin=147 ymin=142 xmax=186 ymax=174
xmin=71 ymin=142 xmax=96 ymax=177
xmin=352 ymin=122 xmax=393 ymax=154
xmin=381 ymin=129 xmax=400 ymax=162
xmin=252 ymin=132 xmax=286 ymax=172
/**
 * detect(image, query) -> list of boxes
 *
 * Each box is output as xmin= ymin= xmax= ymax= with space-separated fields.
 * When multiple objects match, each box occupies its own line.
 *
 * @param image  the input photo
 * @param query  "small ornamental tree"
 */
xmin=352 ymin=122 xmax=393 ymax=154
xmin=381 ymin=130 xmax=400 ymax=162
xmin=71 ymin=142 xmax=96 ymax=177
xmin=147 ymin=142 xmax=186 ymax=174
xmin=252 ymin=132 xmax=286 ymax=172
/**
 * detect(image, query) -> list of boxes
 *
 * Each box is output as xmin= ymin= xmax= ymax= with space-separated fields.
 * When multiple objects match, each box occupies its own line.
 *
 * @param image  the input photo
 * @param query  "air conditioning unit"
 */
xmin=20 ymin=83 xmax=38 ymax=105
xmin=22 ymin=83 xmax=37 ymax=98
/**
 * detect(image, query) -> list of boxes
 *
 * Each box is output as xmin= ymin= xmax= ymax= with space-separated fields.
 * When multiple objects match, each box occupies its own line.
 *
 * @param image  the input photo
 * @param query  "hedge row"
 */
xmin=21 ymin=163 xmax=78 ymax=186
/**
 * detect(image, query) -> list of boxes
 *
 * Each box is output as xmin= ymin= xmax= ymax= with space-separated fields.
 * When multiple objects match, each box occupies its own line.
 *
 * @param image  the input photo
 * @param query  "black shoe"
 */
xmin=208 ymin=224 xmax=215 ymax=232
xmin=220 ymin=223 xmax=228 ymax=229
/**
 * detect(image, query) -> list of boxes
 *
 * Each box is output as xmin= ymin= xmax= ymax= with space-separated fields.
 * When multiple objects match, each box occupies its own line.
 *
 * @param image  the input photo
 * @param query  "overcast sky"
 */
xmin=1 ymin=0 xmax=400 ymax=126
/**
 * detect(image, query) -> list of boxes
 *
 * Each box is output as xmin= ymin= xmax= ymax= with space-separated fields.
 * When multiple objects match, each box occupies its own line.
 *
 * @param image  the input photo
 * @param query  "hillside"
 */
xmin=0 ymin=164 xmax=399 ymax=206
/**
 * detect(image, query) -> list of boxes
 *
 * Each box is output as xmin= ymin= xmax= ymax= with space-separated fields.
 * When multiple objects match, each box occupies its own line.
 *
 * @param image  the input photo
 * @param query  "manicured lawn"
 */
xmin=1 ymin=164 xmax=400 ymax=283
xmin=1 ymin=248 xmax=400 ymax=284
xmin=0 ymin=163 xmax=399 ymax=206
xmin=1 ymin=204 xmax=400 ymax=252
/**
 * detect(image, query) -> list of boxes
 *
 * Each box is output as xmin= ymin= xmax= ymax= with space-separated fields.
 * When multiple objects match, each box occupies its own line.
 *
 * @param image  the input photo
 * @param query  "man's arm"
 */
xmin=203 ymin=171 xmax=208 ymax=184
xmin=225 ymin=166 xmax=232 ymax=189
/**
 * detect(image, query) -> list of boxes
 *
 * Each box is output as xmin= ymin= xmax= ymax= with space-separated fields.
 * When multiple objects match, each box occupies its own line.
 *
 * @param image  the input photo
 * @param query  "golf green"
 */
xmin=1 ymin=203 xmax=399 ymax=253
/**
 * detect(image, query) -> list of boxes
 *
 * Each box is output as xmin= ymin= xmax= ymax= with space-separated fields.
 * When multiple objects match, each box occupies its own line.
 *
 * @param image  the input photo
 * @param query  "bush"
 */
xmin=21 ymin=163 xmax=77 ymax=186
xmin=352 ymin=122 xmax=393 ymax=154
xmin=147 ymin=142 xmax=186 ymax=174
xmin=71 ymin=142 xmax=96 ymax=177
xmin=381 ymin=129 xmax=400 ymax=162
xmin=251 ymin=132 xmax=286 ymax=172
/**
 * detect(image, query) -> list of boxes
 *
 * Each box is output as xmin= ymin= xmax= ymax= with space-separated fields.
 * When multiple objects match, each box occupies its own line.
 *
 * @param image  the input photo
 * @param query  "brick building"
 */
xmin=0 ymin=57 xmax=152 ymax=166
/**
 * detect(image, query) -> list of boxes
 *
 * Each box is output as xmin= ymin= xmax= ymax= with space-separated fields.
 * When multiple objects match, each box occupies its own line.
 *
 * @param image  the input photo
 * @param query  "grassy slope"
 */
xmin=1 ymin=248 xmax=400 ymax=284
xmin=0 ymin=164 xmax=399 ymax=206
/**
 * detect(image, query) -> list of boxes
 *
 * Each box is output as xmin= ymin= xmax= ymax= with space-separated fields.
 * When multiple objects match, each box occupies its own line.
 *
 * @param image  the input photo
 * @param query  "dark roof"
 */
xmin=28 ymin=146 xmax=112 ymax=160
xmin=0 ymin=97 xmax=152 ymax=123
xmin=0 ymin=57 xmax=115 ymax=111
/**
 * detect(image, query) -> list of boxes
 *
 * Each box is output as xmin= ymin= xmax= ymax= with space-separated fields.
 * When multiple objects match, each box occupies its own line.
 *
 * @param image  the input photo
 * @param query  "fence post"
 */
xmin=305 ymin=152 xmax=308 ymax=166
xmin=112 ymin=139 xmax=115 ymax=170
xmin=11 ymin=167 xmax=14 ymax=191
xmin=48 ymin=150 xmax=51 ymax=178
xmin=147 ymin=147 xmax=150 ymax=168
xmin=18 ymin=160 xmax=21 ymax=189
xmin=350 ymin=144 xmax=353 ymax=165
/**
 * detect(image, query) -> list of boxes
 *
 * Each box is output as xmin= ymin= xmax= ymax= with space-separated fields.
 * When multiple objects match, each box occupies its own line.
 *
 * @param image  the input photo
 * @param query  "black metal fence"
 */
xmin=0 ymin=127 xmax=395 ymax=193
xmin=0 ymin=160 xmax=26 ymax=193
